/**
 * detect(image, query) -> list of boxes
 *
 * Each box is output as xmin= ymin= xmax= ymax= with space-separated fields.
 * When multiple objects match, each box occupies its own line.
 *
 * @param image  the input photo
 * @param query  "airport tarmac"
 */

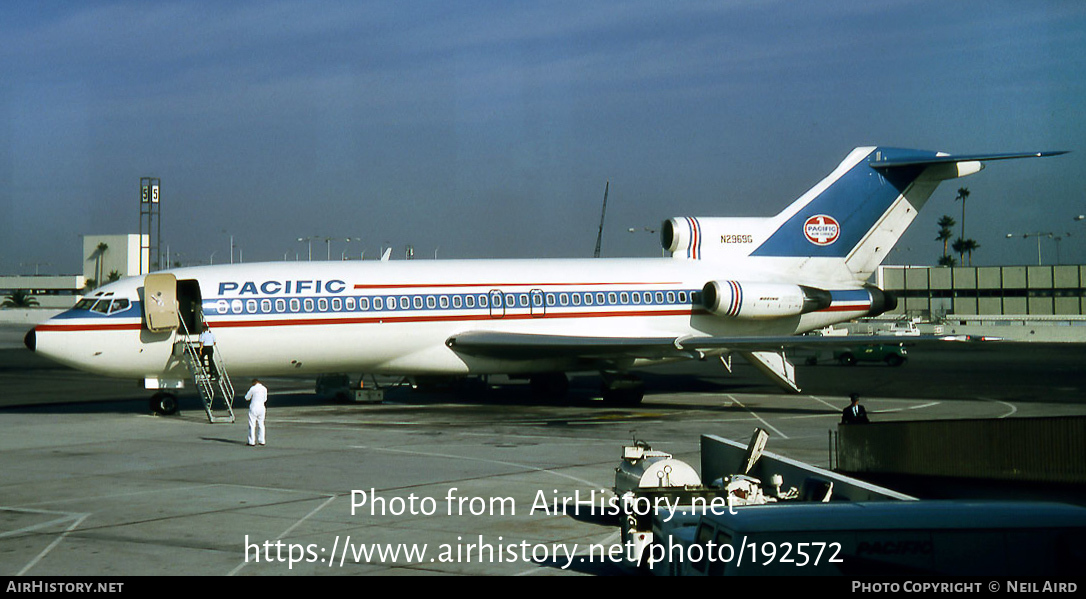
xmin=2 ymin=322 xmax=1086 ymax=576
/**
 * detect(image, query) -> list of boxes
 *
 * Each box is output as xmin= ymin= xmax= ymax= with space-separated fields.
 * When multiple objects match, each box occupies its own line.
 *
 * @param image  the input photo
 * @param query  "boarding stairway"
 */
xmin=178 ymin=319 xmax=236 ymax=423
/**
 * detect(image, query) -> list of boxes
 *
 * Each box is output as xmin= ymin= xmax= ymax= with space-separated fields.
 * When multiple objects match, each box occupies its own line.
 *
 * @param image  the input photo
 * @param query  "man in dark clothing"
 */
xmin=841 ymin=393 xmax=869 ymax=424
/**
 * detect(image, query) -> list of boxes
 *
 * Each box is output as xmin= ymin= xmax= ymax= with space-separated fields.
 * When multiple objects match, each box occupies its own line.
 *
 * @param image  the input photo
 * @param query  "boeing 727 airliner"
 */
xmin=25 ymin=147 xmax=1065 ymax=413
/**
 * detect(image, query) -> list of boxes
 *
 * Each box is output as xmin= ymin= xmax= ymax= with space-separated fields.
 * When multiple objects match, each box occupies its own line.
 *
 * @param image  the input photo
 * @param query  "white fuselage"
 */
xmin=31 ymin=256 xmax=872 ymax=380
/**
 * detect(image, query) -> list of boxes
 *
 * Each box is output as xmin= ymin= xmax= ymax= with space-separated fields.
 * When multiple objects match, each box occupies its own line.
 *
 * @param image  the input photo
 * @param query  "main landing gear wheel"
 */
xmin=529 ymin=372 xmax=569 ymax=398
xmin=600 ymin=373 xmax=645 ymax=406
xmin=150 ymin=392 xmax=179 ymax=415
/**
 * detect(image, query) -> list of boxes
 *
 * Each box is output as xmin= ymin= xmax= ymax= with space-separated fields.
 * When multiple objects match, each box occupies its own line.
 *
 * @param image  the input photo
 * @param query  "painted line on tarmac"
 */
xmin=227 ymin=494 xmax=337 ymax=576
xmin=348 ymin=445 xmax=605 ymax=488
xmin=980 ymin=397 xmax=1018 ymax=419
xmin=725 ymin=395 xmax=788 ymax=439
xmin=5 ymin=509 xmax=90 ymax=576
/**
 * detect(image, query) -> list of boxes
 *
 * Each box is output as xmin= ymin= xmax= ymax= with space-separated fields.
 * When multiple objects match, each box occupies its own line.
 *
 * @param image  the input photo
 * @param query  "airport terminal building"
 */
xmin=1 ymin=235 xmax=145 ymax=311
xmin=876 ymin=265 xmax=1086 ymax=318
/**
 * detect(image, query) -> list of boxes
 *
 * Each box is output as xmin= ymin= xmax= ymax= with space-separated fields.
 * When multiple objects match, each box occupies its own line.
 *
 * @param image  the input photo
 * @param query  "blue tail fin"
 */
xmin=749 ymin=147 xmax=1066 ymax=280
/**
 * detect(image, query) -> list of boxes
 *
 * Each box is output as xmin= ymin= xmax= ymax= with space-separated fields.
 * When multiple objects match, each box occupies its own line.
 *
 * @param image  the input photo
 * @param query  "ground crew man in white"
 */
xmin=245 ymin=378 xmax=268 ymax=446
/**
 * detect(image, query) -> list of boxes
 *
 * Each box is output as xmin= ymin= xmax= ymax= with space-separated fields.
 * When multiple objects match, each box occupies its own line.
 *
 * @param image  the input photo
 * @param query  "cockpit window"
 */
xmin=74 ymin=296 xmax=131 ymax=314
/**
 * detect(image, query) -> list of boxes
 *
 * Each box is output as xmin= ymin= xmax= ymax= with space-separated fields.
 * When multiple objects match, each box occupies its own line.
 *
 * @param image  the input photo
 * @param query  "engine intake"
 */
xmin=702 ymin=281 xmax=832 ymax=320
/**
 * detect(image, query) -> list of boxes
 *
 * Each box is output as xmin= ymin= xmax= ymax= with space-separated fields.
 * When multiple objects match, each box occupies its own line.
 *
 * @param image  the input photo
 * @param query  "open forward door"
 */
xmin=142 ymin=273 xmax=179 ymax=333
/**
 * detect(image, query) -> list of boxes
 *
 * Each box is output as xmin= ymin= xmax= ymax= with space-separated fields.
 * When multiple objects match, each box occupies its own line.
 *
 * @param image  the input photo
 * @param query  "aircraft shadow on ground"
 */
xmin=0 ymin=373 xmax=841 ymax=418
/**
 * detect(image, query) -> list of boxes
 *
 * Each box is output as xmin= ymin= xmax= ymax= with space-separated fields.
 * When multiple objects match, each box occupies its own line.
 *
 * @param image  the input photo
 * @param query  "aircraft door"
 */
xmin=530 ymin=289 xmax=546 ymax=317
xmin=176 ymin=279 xmax=204 ymax=334
xmin=488 ymin=289 xmax=505 ymax=319
xmin=142 ymin=273 xmax=179 ymax=333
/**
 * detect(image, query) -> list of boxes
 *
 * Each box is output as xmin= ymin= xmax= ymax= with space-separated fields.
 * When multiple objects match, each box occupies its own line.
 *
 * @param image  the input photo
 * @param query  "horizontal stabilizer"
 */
xmin=870 ymin=150 xmax=1068 ymax=169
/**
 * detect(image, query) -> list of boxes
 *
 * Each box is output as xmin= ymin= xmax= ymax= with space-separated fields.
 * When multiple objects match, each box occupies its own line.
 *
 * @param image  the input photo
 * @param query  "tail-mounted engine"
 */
xmin=701 ymin=281 xmax=832 ymax=320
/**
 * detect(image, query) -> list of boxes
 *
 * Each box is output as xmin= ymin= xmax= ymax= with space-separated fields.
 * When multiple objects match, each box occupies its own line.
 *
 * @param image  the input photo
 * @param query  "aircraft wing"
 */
xmin=445 ymin=330 xmax=990 ymax=362
xmin=445 ymin=332 xmax=693 ymax=361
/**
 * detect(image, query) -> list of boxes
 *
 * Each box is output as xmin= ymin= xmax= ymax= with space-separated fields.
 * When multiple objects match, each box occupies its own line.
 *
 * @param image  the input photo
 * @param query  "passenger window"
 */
xmin=438 ymin=296 xmax=448 ymax=309
xmin=466 ymin=295 xmax=475 ymax=308
xmin=620 ymin=292 xmax=629 ymax=304
xmin=345 ymin=297 xmax=355 ymax=311
xmin=275 ymin=299 xmax=286 ymax=313
xmin=261 ymin=299 xmax=272 ymax=313
xmin=374 ymin=297 xmax=384 ymax=310
xmin=400 ymin=296 xmax=409 ymax=310
xmin=608 ymin=292 xmax=617 ymax=305
xmin=453 ymin=295 xmax=462 ymax=309
xmin=666 ymin=291 xmax=675 ymax=304
xmin=247 ymin=300 xmax=258 ymax=313
xmin=414 ymin=296 xmax=423 ymax=309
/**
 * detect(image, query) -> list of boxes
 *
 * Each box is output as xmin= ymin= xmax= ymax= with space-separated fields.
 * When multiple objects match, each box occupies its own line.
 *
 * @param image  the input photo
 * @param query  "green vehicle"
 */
xmin=833 ymin=344 xmax=907 ymax=366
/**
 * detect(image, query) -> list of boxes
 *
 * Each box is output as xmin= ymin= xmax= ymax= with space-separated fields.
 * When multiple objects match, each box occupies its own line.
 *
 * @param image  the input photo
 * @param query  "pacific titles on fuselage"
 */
xmin=217 ymin=280 xmax=348 ymax=296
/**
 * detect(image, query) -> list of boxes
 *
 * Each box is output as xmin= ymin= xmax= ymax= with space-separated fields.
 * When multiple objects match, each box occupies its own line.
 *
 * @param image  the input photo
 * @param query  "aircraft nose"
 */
xmin=24 ymin=328 xmax=36 ymax=352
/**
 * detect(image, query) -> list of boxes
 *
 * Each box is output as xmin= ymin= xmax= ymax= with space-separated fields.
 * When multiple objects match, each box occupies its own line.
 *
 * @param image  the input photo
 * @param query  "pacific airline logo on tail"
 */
xmin=803 ymin=215 xmax=840 ymax=246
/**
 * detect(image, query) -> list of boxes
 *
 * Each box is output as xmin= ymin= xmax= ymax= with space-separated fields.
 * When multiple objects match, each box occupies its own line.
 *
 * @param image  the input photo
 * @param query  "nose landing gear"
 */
xmin=150 ymin=392 xmax=179 ymax=415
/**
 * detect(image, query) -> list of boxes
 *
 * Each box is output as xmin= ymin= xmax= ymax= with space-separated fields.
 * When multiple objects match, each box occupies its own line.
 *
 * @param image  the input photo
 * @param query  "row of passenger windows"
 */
xmin=212 ymin=290 xmax=702 ymax=315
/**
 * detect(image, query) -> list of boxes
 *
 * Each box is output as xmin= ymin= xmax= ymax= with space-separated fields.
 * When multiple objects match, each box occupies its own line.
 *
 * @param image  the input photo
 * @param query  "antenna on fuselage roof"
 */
xmin=380 ymin=247 xmax=392 ymax=261
xmin=594 ymin=180 xmax=609 ymax=258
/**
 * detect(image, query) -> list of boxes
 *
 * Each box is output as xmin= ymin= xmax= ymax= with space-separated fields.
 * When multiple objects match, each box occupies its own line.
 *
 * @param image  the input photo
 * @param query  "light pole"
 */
xmin=629 ymin=226 xmax=663 ymax=256
xmin=221 ymin=230 xmax=235 ymax=264
xmin=297 ymin=237 xmax=314 ymax=261
xmin=342 ymin=237 xmax=362 ymax=260
xmin=1006 ymin=232 xmax=1053 ymax=266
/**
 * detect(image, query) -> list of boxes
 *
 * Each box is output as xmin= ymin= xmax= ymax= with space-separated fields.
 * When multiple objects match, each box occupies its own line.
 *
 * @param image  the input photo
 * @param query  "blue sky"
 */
xmin=2 ymin=1 xmax=1084 ymax=273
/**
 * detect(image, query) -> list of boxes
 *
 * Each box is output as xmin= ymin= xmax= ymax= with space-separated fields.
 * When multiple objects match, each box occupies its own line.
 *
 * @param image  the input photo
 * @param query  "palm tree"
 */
xmin=955 ymin=187 xmax=971 ymax=240
xmin=2 ymin=290 xmax=39 ymax=308
xmin=936 ymin=215 xmax=956 ymax=261
xmin=961 ymin=238 xmax=980 ymax=265
xmin=952 ymin=237 xmax=967 ymax=265
xmin=938 ymin=255 xmax=957 ymax=267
